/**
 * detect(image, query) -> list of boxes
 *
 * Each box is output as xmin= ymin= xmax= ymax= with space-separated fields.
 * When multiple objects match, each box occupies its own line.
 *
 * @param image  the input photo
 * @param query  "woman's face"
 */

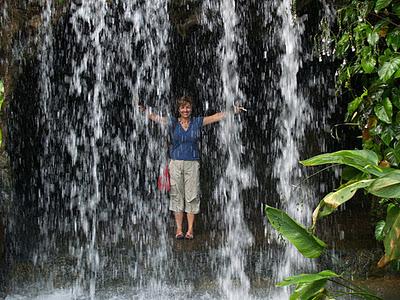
xmin=178 ymin=103 xmax=192 ymax=118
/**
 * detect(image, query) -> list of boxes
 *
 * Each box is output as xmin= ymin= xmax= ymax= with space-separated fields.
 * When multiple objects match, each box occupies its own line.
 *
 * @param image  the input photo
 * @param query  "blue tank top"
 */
xmin=169 ymin=116 xmax=204 ymax=161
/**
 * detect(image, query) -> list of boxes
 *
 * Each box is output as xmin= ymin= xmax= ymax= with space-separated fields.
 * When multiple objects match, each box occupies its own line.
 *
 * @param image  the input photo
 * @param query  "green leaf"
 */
xmin=276 ymin=270 xmax=340 ymax=287
xmin=300 ymin=150 xmax=388 ymax=177
xmin=395 ymin=67 xmax=400 ymax=79
xmin=355 ymin=23 xmax=372 ymax=38
xmin=313 ymin=180 xmax=375 ymax=224
xmin=378 ymin=204 xmax=400 ymax=267
xmin=375 ymin=220 xmax=386 ymax=241
xmin=378 ymin=48 xmax=393 ymax=65
xmin=290 ymin=280 xmax=328 ymax=300
xmin=378 ymin=56 xmax=400 ymax=82
xmin=375 ymin=0 xmax=392 ymax=12
xmin=336 ymin=33 xmax=350 ymax=57
xmin=367 ymin=31 xmax=380 ymax=46
xmin=341 ymin=166 xmax=363 ymax=181
xmin=347 ymin=89 xmax=368 ymax=119
xmin=374 ymin=98 xmax=393 ymax=124
xmin=384 ymin=144 xmax=400 ymax=166
xmin=387 ymin=30 xmax=400 ymax=51
xmin=361 ymin=56 xmax=376 ymax=73
xmin=380 ymin=126 xmax=394 ymax=146
xmin=368 ymin=170 xmax=400 ymax=198
xmin=265 ymin=206 xmax=327 ymax=258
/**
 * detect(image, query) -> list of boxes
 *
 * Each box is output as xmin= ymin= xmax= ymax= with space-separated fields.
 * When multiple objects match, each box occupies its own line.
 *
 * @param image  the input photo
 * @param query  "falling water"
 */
xmin=2 ymin=0 xmax=340 ymax=299
xmin=216 ymin=0 xmax=254 ymax=299
xmin=271 ymin=0 xmax=315 ymax=297
xmin=27 ymin=0 xmax=171 ymax=298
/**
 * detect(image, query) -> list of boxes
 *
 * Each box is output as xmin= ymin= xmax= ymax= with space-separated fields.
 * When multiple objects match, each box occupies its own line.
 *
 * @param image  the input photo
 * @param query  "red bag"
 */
xmin=157 ymin=165 xmax=170 ymax=192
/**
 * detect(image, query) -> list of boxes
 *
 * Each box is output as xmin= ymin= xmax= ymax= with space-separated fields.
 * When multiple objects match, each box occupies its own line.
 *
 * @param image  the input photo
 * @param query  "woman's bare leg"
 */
xmin=186 ymin=213 xmax=195 ymax=236
xmin=175 ymin=212 xmax=184 ymax=235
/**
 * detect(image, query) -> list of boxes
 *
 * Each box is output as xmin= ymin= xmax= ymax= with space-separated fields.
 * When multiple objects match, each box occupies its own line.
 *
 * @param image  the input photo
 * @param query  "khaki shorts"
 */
xmin=169 ymin=160 xmax=200 ymax=214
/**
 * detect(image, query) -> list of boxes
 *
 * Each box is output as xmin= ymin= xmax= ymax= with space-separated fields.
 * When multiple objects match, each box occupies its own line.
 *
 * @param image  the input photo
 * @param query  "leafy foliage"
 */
xmin=301 ymin=150 xmax=400 ymax=266
xmin=327 ymin=0 xmax=400 ymax=270
xmin=335 ymin=0 xmax=400 ymax=166
xmin=265 ymin=206 xmax=326 ymax=258
xmin=265 ymin=205 xmax=383 ymax=299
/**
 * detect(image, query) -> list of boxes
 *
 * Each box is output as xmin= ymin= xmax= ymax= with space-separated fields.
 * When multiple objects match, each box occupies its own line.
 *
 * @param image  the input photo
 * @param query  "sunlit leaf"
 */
xmin=300 ymin=150 xmax=388 ymax=177
xmin=375 ymin=0 xmax=392 ymax=12
xmin=378 ymin=204 xmax=400 ymax=267
xmin=378 ymin=56 xmax=400 ymax=82
xmin=368 ymin=31 xmax=380 ymax=46
xmin=368 ymin=170 xmax=400 ymax=198
xmin=265 ymin=206 xmax=326 ymax=258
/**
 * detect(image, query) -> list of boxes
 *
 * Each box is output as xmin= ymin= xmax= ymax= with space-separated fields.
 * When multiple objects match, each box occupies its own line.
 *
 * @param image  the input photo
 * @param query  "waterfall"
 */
xmin=270 ymin=0 xmax=315 ymax=297
xmin=33 ymin=0 xmax=171 ymax=297
xmin=2 ymin=0 xmax=339 ymax=299
xmin=217 ymin=0 xmax=254 ymax=299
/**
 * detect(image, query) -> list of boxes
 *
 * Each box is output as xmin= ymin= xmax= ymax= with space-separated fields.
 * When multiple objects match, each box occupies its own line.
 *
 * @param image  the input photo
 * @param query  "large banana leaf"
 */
xmin=378 ymin=204 xmax=400 ymax=267
xmin=276 ymin=270 xmax=340 ymax=287
xmin=312 ymin=179 xmax=375 ymax=226
xmin=300 ymin=150 xmax=388 ymax=177
xmin=368 ymin=170 xmax=400 ymax=198
xmin=265 ymin=206 xmax=326 ymax=258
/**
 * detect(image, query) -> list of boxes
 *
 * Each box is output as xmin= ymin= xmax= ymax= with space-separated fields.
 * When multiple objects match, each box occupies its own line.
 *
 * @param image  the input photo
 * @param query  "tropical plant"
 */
xmin=301 ymin=149 xmax=400 ymax=268
xmin=265 ymin=205 xmax=383 ymax=300
xmin=335 ymin=0 xmax=400 ymax=165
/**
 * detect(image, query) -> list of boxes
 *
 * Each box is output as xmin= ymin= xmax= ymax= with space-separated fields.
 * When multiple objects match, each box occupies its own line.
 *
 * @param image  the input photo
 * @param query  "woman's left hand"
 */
xmin=233 ymin=104 xmax=247 ymax=114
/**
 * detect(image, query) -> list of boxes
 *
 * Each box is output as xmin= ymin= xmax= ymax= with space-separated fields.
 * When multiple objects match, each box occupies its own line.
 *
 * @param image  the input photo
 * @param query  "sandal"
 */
xmin=185 ymin=232 xmax=194 ymax=240
xmin=175 ymin=233 xmax=184 ymax=240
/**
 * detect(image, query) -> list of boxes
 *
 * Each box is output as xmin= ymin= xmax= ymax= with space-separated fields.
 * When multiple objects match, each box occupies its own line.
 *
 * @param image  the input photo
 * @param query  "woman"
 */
xmin=140 ymin=96 xmax=244 ymax=240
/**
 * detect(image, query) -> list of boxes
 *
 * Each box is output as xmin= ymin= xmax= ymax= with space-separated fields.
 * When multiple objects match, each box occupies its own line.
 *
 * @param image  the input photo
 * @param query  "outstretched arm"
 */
xmin=203 ymin=112 xmax=226 ymax=126
xmin=139 ymin=104 xmax=167 ymax=125
xmin=202 ymin=105 xmax=246 ymax=126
